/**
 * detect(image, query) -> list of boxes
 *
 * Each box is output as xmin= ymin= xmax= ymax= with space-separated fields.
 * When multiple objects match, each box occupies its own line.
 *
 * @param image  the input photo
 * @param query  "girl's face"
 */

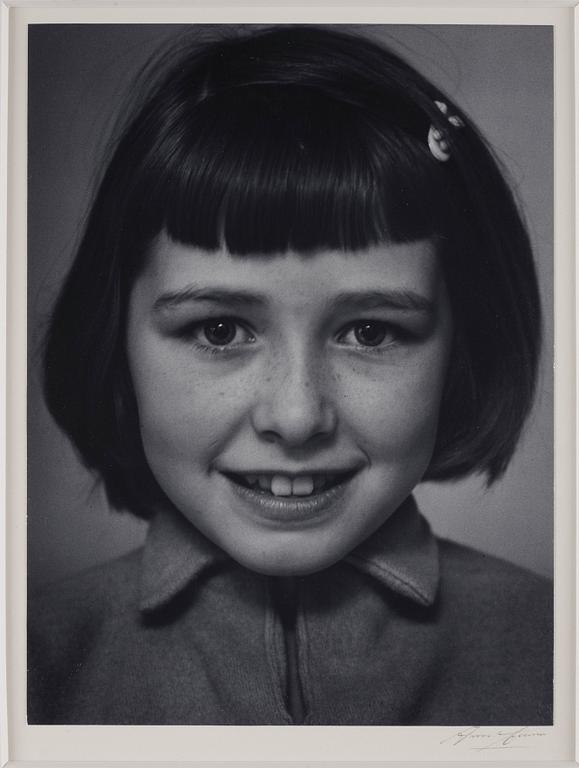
xmin=127 ymin=233 xmax=452 ymax=576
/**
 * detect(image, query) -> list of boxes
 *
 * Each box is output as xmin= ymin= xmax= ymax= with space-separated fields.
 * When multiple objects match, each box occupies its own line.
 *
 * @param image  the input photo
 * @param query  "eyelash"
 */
xmin=176 ymin=317 xmax=256 ymax=354
xmin=175 ymin=317 xmax=406 ymax=356
xmin=335 ymin=321 xmax=403 ymax=353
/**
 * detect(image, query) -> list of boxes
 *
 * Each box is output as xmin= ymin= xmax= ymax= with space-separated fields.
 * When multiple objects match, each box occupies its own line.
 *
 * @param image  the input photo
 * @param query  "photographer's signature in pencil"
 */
xmin=441 ymin=726 xmax=547 ymax=750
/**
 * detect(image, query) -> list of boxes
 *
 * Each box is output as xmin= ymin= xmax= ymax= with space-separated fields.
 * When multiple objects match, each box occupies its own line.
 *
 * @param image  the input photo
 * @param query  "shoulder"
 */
xmin=27 ymin=550 xmax=142 ymax=670
xmin=437 ymin=537 xmax=552 ymax=607
xmin=29 ymin=547 xmax=143 ymax=631
xmin=28 ymin=548 xmax=144 ymax=654
xmin=435 ymin=537 xmax=552 ymax=666
xmin=423 ymin=539 xmax=553 ymax=724
xmin=28 ymin=548 xmax=144 ymax=722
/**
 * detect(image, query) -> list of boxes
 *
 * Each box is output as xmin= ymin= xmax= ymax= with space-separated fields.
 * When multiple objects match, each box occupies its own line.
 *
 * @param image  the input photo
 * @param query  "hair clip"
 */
xmin=428 ymin=100 xmax=464 ymax=162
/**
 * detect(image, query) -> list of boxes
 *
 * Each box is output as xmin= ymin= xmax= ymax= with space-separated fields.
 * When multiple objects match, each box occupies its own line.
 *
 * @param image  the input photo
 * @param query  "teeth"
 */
xmin=271 ymin=475 xmax=293 ymax=496
xmin=292 ymin=476 xmax=315 ymax=496
xmin=233 ymin=469 xmax=355 ymax=497
xmin=239 ymin=473 xmax=338 ymax=496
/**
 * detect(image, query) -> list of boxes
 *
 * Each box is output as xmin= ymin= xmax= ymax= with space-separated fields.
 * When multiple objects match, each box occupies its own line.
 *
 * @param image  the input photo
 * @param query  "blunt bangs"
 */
xmin=130 ymin=85 xmax=451 ymax=257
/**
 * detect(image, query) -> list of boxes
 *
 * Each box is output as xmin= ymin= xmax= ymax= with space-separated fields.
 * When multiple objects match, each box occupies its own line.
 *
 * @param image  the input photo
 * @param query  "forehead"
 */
xmin=136 ymin=233 xmax=443 ymax=308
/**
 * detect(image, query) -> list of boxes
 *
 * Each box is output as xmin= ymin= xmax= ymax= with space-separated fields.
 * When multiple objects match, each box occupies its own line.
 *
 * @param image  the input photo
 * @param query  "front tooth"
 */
xmin=271 ymin=475 xmax=292 ymax=496
xmin=258 ymin=475 xmax=270 ymax=491
xmin=292 ymin=476 xmax=314 ymax=496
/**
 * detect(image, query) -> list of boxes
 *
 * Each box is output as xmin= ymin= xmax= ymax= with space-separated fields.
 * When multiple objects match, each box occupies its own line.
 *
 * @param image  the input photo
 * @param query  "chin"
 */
xmin=227 ymin=541 xmax=345 ymax=578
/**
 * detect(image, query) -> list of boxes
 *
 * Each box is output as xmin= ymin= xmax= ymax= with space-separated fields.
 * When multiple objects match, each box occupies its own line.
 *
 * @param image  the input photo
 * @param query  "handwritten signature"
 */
xmin=440 ymin=726 xmax=548 ymax=750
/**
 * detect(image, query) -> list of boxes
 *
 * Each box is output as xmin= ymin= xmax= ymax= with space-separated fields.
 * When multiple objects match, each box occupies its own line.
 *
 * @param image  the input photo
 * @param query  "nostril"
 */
xmin=250 ymin=362 xmax=337 ymax=445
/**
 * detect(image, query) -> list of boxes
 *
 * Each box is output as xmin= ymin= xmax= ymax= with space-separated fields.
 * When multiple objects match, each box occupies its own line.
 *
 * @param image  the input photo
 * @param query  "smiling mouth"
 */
xmin=223 ymin=471 xmax=358 ymax=498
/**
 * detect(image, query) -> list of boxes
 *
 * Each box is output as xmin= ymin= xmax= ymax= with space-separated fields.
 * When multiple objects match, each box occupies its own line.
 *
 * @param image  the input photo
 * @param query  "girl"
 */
xmin=28 ymin=25 xmax=552 ymax=725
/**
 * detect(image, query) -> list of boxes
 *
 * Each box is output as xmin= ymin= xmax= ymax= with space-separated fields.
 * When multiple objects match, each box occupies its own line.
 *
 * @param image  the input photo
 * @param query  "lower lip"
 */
xmin=224 ymin=474 xmax=357 ymax=525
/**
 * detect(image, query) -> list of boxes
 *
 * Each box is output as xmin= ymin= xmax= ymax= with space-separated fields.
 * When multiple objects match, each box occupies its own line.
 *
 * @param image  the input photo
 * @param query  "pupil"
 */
xmin=204 ymin=320 xmax=236 ymax=345
xmin=354 ymin=322 xmax=386 ymax=347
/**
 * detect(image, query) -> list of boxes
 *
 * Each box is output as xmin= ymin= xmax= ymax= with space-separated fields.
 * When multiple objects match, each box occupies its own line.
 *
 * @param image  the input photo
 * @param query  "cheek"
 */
xmin=341 ymin=353 xmax=448 ymax=461
xmin=129 ymin=342 xmax=248 ymax=462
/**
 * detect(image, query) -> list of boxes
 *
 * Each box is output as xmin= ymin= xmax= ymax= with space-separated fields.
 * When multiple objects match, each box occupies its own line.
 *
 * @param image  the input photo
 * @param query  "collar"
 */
xmin=139 ymin=496 xmax=439 ymax=613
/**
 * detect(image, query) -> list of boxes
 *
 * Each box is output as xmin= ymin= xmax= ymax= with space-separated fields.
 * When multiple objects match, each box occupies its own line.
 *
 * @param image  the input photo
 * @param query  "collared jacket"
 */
xmin=28 ymin=498 xmax=553 ymax=725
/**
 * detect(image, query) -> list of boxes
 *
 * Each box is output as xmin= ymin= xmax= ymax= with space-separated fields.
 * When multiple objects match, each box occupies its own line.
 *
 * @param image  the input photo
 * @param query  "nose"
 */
xmin=251 ymin=348 xmax=337 ymax=447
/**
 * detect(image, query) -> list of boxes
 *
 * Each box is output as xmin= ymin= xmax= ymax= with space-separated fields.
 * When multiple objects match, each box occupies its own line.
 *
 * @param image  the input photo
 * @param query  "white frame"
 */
xmin=1 ymin=1 xmax=576 ymax=766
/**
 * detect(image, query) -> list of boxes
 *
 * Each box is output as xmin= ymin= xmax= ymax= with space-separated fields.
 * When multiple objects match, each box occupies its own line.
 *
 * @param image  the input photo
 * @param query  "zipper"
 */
xmin=271 ymin=576 xmax=307 ymax=724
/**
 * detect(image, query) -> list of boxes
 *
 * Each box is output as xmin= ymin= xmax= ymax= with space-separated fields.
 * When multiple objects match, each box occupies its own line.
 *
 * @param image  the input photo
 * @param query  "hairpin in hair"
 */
xmin=428 ymin=100 xmax=464 ymax=162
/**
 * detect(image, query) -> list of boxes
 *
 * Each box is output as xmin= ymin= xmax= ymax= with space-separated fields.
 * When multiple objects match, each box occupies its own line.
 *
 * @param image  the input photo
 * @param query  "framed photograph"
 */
xmin=1 ymin=1 xmax=575 ymax=765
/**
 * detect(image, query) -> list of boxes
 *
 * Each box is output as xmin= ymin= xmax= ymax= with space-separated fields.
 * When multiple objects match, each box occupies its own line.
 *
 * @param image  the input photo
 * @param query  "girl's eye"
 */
xmin=203 ymin=319 xmax=239 ymax=346
xmin=177 ymin=317 xmax=255 ymax=351
xmin=353 ymin=321 xmax=389 ymax=347
xmin=337 ymin=320 xmax=398 ymax=349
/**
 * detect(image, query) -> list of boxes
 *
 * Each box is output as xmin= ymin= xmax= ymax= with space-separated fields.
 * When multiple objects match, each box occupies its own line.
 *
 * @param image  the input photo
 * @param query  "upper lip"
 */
xmin=219 ymin=467 xmax=362 ymax=477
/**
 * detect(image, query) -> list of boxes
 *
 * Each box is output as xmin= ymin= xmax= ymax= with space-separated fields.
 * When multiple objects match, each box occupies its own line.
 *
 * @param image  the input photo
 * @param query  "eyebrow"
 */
xmin=330 ymin=290 xmax=435 ymax=315
xmin=153 ymin=286 xmax=267 ymax=313
xmin=153 ymin=285 xmax=435 ymax=315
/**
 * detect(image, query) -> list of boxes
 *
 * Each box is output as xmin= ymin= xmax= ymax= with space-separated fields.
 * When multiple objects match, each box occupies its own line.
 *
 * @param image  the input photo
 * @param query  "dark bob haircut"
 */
xmin=43 ymin=25 xmax=541 ymax=518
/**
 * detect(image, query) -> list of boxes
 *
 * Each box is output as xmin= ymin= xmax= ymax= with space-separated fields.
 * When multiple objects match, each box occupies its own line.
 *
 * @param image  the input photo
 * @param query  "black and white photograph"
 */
xmin=25 ymin=20 xmax=556 ymax=733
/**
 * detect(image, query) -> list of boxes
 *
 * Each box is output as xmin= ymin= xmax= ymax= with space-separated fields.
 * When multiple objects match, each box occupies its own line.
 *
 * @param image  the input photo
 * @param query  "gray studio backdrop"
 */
xmin=27 ymin=24 xmax=553 ymax=588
